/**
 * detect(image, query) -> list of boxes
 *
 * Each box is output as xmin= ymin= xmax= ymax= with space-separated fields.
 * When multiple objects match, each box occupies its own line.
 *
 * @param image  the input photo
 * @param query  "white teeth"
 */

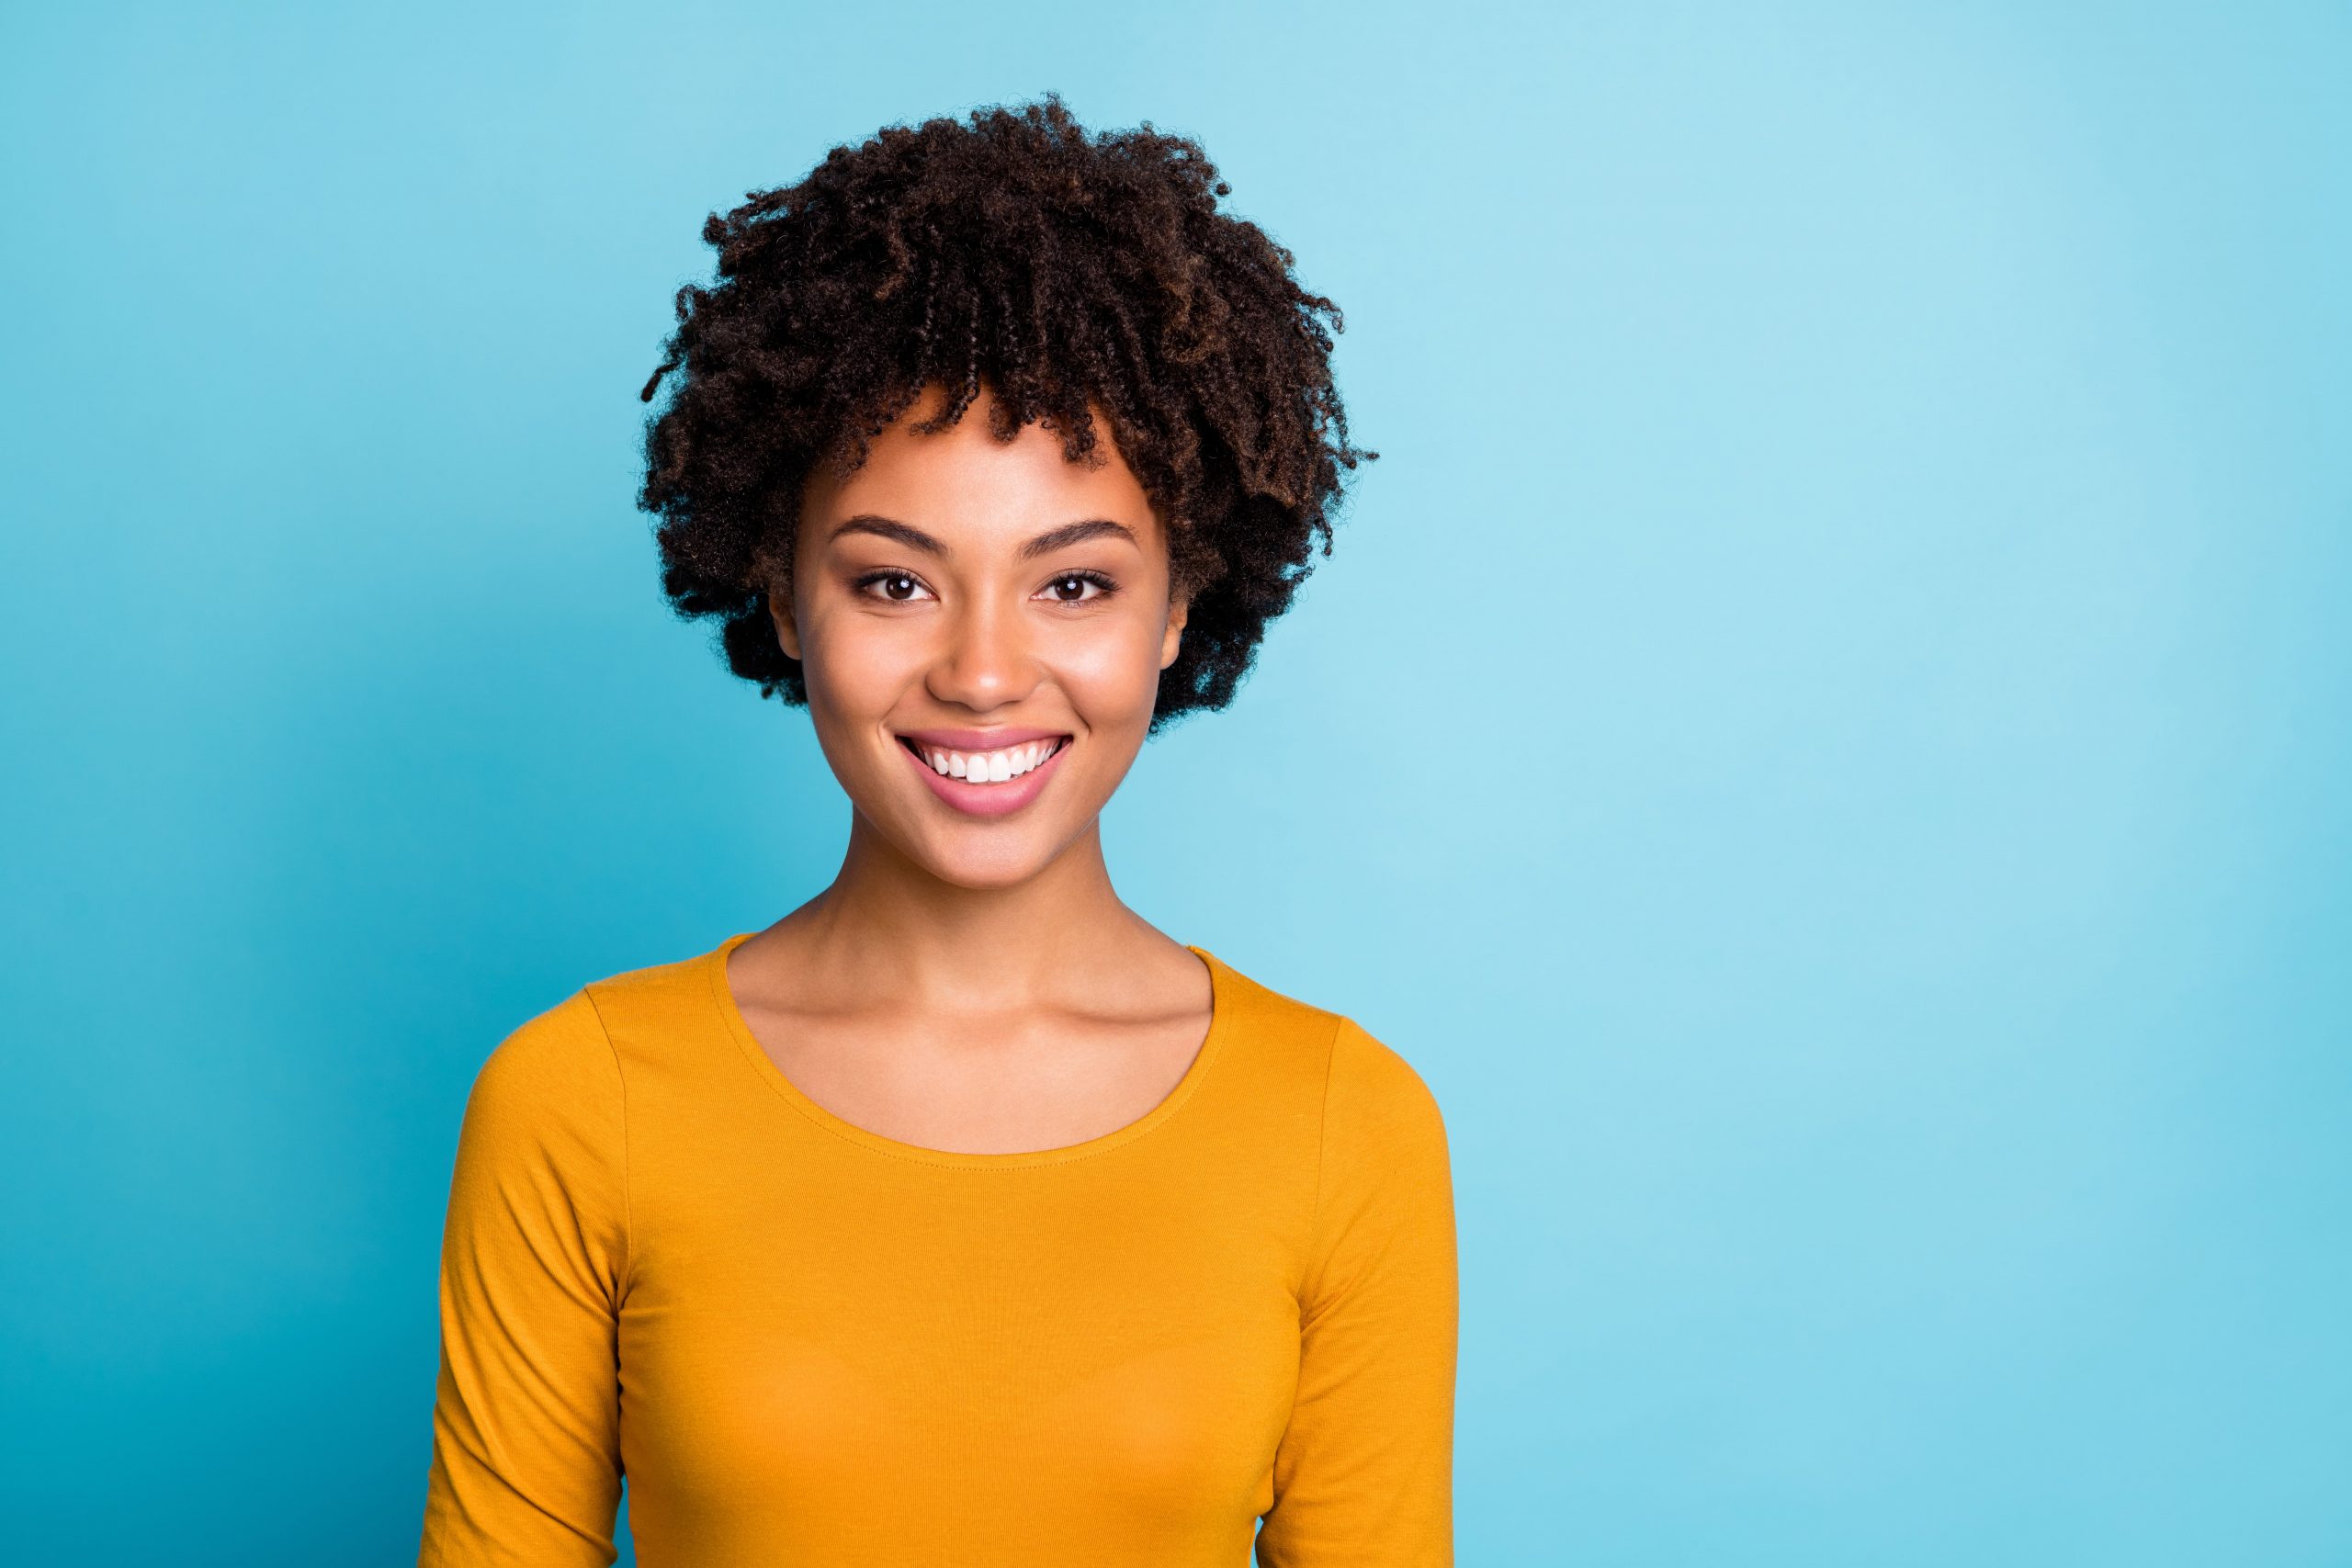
xmin=914 ymin=738 xmax=1064 ymax=783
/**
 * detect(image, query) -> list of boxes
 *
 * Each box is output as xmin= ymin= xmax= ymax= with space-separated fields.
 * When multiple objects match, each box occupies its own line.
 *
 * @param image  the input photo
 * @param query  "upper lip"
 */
xmin=894 ymin=727 xmax=1071 ymax=752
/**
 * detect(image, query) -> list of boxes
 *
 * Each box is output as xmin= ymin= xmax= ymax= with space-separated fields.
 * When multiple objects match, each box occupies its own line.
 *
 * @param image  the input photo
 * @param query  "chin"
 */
xmin=900 ymin=822 xmax=1073 ymax=891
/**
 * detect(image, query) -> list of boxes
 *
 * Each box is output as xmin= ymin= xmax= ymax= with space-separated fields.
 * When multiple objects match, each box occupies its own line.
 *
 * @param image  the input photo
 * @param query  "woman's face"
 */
xmin=775 ymin=386 xmax=1188 ymax=890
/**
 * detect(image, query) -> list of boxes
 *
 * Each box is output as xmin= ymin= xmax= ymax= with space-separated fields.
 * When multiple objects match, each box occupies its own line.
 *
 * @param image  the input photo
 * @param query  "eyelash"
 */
xmin=851 ymin=570 xmax=1120 ymax=605
xmin=1038 ymin=570 xmax=1118 ymax=604
xmin=853 ymin=570 xmax=935 ymax=604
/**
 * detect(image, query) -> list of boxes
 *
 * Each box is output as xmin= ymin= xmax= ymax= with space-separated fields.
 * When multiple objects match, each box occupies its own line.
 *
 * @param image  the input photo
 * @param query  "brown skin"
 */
xmin=723 ymin=386 xmax=1212 ymax=1156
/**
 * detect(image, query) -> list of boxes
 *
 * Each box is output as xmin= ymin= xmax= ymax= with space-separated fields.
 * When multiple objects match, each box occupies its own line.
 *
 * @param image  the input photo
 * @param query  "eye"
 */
xmin=1038 ymin=570 xmax=1116 ymax=604
xmin=855 ymin=570 xmax=934 ymax=604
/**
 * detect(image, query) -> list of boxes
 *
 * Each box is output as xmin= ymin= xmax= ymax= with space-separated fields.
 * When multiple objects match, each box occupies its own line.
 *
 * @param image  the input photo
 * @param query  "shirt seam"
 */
xmin=1298 ymin=1011 xmax=1347 ymax=1325
xmin=579 ymin=984 xmax=634 ymax=1304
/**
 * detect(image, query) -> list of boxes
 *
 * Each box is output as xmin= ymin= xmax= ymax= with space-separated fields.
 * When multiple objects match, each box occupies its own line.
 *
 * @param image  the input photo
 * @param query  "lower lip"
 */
xmin=899 ymin=739 xmax=1070 ymax=818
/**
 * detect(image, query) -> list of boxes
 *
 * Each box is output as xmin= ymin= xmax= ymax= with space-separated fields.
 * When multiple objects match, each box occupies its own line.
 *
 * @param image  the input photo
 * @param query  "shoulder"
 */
xmin=1323 ymin=1015 xmax=1449 ymax=1170
xmin=464 ymin=935 xmax=711 ymax=1129
xmin=464 ymin=934 xmax=738 ymax=1131
xmin=1204 ymin=952 xmax=1447 ymax=1145
xmin=574 ymin=937 xmax=736 ymax=1056
xmin=470 ymin=937 xmax=733 ymax=1103
xmin=1204 ymin=953 xmax=1342 ymax=1049
xmin=1221 ymin=979 xmax=1453 ymax=1301
xmin=463 ymin=988 xmax=623 ymax=1150
xmin=446 ymin=987 xmax=634 ymax=1279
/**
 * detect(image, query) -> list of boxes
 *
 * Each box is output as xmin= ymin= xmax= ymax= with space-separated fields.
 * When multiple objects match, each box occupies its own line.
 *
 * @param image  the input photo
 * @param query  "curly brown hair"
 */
xmin=635 ymin=96 xmax=1373 ymax=730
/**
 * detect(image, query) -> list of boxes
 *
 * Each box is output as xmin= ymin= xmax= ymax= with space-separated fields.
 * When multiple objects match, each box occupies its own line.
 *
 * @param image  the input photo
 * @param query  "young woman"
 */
xmin=417 ymin=97 xmax=1456 ymax=1568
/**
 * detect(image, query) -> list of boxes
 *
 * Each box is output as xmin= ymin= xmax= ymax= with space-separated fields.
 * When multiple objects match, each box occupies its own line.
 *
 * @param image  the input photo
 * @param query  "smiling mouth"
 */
xmin=896 ymin=735 xmax=1070 ymax=784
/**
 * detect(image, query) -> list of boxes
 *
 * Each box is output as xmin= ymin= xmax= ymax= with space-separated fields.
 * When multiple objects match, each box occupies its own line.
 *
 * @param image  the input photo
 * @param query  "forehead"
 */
xmin=802 ymin=394 xmax=1159 ymax=552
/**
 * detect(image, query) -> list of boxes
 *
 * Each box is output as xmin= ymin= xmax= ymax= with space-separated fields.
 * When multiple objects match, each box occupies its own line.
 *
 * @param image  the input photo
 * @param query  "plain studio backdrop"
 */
xmin=2 ymin=3 xmax=2346 ymax=1563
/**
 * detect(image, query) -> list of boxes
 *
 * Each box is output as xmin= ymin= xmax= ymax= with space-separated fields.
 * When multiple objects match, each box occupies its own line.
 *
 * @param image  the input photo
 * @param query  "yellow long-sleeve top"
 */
xmin=418 ymin=931 xmax=1457 ymax=1567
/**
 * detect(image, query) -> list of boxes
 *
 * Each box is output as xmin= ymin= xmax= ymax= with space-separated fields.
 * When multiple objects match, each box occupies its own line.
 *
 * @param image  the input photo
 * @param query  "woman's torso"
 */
xmin=421 ymin=931 xmax=1455 ymax=1568
xmin=605 ymin=932 xmax=1327 ymax=1565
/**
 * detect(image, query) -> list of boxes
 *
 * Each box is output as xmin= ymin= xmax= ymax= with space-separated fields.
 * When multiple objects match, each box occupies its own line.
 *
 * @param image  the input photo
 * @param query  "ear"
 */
xmin=768 ymin=580 xmax=803 ymax=663
xmin=1159 ymin=590 xmax=1190 ymax=671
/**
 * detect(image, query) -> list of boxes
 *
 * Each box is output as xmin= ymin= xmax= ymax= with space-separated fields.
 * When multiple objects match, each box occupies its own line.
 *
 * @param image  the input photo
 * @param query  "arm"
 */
xmin=1257 ymin=1017 xmax=1460 ymax=1568
xmin=418 ymin=990 xmax=628 ymax=1568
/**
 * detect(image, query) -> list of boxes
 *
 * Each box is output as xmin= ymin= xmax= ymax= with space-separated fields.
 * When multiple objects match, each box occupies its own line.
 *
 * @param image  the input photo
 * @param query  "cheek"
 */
xmin=1048 ymin=611 xmax=1170 ymax=721
xmin=797 ymin=607 xmax=923 ymax=725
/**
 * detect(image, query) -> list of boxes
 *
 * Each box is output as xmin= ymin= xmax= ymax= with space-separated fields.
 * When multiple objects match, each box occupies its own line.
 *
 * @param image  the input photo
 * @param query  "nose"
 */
xmin=925 ymin=592 xmax=1037 ymax=713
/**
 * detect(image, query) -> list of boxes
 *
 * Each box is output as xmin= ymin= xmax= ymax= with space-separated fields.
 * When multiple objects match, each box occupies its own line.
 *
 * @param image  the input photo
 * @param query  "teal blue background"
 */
xmin=4 ymin=3 xmax=2346 ymax=1563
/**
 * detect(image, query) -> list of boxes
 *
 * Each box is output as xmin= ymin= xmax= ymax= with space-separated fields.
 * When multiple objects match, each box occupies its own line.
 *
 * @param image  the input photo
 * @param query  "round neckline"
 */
xmin=704 ymin=930 xmax=1232 ymax=1170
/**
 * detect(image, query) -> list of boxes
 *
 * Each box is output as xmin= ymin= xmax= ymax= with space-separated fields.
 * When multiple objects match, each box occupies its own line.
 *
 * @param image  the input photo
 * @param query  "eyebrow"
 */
xmin=829 ymin=514 xmax=1138 ymax=559
xmin=831 ymin=515 xmax=944 ymax=554
xmin=1020 ymin=518 xmax=1136 ymax=558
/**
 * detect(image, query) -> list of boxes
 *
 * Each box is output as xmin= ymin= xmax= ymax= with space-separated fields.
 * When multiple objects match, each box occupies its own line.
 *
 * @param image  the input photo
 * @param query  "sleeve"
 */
xmin=1256 ymin=1017 xmax=1460 ymax=1568
xmin=418 ymin=989 xmax=629 ymax=1568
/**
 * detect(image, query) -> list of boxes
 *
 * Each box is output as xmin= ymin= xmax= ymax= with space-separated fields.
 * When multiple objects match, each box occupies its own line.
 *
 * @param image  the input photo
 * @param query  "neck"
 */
xmin=776 ymin=809 xmax=1149 ymax=1009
